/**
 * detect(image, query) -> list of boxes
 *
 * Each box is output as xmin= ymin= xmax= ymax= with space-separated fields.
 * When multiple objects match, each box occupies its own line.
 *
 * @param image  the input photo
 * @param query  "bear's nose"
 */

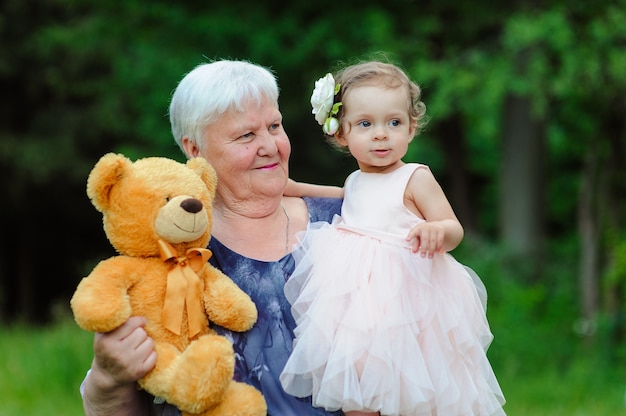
xmin=180 ymin=198 xmax=203 ymax=213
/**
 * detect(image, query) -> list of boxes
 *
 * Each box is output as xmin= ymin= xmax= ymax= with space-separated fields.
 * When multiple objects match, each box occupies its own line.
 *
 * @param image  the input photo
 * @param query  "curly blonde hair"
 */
xmin=326 ymin=60 xmax=427 ymax=152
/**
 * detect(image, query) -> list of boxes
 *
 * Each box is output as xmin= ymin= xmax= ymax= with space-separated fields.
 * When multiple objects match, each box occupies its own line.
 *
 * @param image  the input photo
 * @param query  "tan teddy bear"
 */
xmin=70 ymin=153 xmax=267 ymax=416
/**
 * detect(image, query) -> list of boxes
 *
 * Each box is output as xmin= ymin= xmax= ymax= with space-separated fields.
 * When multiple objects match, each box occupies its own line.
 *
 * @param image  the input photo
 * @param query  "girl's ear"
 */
xmin=408 ymin=119 xmax=418 ymax=142
xmin=335 ymin=123 xmax=349 ymax=146
xmin=336 ymin=132 xmax=348 ymax=146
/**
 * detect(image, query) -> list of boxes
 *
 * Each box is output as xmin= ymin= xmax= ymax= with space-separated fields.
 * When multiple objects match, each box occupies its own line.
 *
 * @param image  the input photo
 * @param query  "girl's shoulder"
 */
xmin=406 ymin=163 xmax=434 ymax=181
xmin=389 ymin=163 xmax=432 ymax=184
xmin=404 ymin=162 xmax=429 ymax=172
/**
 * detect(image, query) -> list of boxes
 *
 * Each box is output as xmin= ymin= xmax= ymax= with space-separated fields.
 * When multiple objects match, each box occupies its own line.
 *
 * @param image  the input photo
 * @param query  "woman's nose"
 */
xmin=257 ymin=131 xmax=279 ymax=155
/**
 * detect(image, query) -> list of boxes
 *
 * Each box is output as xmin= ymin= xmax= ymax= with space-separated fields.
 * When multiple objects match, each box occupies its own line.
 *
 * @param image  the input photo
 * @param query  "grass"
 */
xmin=1 ymin=318 xmax=624 ymax=415
xmin=0 ymin=317 xmax=93 ymax=416
xmin=496 ymin=357 xmax=625 ymax=415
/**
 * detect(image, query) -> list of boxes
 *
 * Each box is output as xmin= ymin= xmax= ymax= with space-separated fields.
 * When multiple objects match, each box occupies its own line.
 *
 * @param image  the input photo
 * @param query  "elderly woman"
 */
xmin=81 ymin=60 xmax=343 ymax=416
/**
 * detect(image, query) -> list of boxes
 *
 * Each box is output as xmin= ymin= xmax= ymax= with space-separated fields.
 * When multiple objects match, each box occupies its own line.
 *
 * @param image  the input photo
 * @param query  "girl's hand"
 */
xmin=406 ymin=221 xmax=446 ymax=258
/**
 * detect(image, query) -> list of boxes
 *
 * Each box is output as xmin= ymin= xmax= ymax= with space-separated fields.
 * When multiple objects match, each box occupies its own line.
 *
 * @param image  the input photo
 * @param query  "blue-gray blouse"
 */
xmin=153 ymin=197 xmax=343 ymax=416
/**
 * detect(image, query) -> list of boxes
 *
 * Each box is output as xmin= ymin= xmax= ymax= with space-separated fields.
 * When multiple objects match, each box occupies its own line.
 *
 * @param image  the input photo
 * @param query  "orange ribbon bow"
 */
xmin=158 ymin=239 xmax=212 ymax=338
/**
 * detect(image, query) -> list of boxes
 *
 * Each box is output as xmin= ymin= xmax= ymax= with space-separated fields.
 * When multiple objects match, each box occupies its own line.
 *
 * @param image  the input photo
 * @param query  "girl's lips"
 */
xmin=372 ymin=149 xmax=391 ymax=156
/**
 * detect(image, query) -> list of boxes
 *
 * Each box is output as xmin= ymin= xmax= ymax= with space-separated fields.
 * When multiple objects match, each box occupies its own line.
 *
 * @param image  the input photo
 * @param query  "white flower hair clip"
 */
xmin=310 ymin=73 xmax=342 ymax=135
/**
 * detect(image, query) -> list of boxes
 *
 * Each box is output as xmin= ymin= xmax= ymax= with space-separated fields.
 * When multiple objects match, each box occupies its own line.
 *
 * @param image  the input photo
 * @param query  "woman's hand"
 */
xmin=92 ymin=316 xmax=156 ymax=384
xmin=83 ymin=316 xmax=156 ymax=416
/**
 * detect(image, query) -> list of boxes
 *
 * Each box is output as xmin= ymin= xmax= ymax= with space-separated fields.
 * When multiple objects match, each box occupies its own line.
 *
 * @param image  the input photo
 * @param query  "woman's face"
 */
xmin=185 ymin=97 xmax=291 ymax=204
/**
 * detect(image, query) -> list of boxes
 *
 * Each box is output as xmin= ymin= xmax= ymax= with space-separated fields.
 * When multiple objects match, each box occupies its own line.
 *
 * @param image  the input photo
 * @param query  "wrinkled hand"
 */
xmin=92 ymin=316 xmax=157 ymax=387
xmin=406 ymin=221 xmax=446 ymax=258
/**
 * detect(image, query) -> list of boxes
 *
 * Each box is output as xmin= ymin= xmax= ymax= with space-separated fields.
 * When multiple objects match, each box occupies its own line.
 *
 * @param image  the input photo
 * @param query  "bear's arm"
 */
xmin=71 ymin=256 xmax=143 ymax=333
xmin=201 ymin=266 xmax=258 ymax=332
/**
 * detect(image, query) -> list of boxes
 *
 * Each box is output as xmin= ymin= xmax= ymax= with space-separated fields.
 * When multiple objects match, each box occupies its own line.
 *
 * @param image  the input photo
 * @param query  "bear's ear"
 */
xmin=86 ymin=153 xmax=132 ymax=213
xmin=187 ymin=157 xmax=218 ymax=195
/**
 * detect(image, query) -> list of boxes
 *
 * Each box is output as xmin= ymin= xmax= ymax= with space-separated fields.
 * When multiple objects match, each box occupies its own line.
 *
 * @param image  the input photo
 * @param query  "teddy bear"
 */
xmin=70 ymin=153 xmax=267 ymax=416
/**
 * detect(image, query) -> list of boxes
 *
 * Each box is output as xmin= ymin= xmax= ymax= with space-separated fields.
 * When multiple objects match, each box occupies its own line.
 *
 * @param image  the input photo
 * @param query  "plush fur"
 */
xmin=71 ymin=153 xmax=266 ymax=416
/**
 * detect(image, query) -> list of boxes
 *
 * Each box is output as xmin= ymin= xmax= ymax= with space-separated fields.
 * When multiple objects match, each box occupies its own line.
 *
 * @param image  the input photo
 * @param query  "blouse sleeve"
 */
xmin=303 ymin=197 xmax=342 ymax=223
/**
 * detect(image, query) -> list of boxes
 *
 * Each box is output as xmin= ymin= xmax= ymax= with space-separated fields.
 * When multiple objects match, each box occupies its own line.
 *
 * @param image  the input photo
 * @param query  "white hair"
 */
xmin=168 ymin=60 xmax=279 ymax=153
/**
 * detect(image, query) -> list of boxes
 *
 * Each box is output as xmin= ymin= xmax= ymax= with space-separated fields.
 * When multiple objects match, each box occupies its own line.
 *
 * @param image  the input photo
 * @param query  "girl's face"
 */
xmin=337 ymin=84 xmax=416 ymax=173
xmin=184 ymin=97 xmax=291 ymax=205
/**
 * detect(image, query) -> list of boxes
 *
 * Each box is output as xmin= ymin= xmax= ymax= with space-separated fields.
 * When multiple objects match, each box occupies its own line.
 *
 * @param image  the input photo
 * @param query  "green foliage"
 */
xmin=1 ymin=5 xmax=625 ymax=412
xmin=455 ymin=236 xmax=577 ymax=371
xmin=453 ymin=235 xmax=626 ymax=414
xmin=605 ymin=233 xmax=626 ymax=306
xmin=0 ymin=318 xmax=93 ymax=415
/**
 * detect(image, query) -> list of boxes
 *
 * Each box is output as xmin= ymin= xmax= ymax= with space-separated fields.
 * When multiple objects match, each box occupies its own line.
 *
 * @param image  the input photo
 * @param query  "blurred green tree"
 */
xmin=0 ymin=0 xmax=624 ymax=360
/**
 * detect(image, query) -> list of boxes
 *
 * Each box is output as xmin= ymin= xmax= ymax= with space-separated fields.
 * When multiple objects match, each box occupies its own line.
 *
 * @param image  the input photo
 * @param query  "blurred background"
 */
xmin=1 ymin=0 xmax=625 ymax=414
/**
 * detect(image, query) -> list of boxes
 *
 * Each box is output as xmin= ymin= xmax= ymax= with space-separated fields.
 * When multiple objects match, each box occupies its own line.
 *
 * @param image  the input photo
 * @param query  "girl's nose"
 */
xmin=373 ymin=125 xmax=388 ymax=140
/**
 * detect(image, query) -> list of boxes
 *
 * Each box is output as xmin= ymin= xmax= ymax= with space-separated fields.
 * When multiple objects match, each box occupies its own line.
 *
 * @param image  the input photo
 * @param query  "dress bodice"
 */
xmin=341 ymin=163 xmax=425 ymax=235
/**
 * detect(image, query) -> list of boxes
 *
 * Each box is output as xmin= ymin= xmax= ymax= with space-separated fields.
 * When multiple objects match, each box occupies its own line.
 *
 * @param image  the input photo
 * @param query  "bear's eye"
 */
xmin=165 ymin=195 xmax=171 ymax=202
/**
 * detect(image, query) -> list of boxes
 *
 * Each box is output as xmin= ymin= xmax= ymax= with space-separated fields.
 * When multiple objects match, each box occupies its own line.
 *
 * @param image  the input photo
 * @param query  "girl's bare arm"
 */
xmin=284 ymin=179 xmax=344 ymax=198
xmin=404 ymin=166 xmax=464 ymax=257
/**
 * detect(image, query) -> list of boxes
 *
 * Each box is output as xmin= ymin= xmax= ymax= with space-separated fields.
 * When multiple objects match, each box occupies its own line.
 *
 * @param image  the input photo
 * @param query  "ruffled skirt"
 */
xmin=280 ymin=221 xmax=505 ymax=415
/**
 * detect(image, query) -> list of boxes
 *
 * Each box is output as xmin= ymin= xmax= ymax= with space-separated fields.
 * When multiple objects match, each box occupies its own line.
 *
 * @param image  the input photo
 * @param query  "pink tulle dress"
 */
xmin=280 ymin=163 xmax=506 ymax=415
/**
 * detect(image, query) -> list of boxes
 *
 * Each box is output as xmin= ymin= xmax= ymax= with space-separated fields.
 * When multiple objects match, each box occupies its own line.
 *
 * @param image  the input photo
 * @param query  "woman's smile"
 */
xmin=257 ymin=162 xmax=280 ymax=170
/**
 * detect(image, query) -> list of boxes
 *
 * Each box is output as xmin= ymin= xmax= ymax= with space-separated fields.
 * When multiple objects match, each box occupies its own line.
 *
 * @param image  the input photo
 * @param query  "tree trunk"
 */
xmin=600 ymin=99 xmax=626 ymax=343
xmin=18 ymin=234 xmax=35 ymax=322
xmin=499 ymin=94 xmax=546 ymax=264
xmin=439 ymin=114 xmax=476 ymax=234
xmin=578 ymin=149 xmax=600 ymax=322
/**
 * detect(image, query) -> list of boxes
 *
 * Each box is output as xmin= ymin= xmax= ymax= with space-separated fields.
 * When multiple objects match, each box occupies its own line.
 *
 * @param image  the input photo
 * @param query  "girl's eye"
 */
xmin=358 ymin=120 xmax=371 ymax=128
xmin=390 ymin=119 xmax=400 ymax=127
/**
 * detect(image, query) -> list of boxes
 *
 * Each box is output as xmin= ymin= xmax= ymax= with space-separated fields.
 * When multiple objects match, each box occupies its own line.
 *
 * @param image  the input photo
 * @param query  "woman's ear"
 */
xmin=182 ymin=136 xmax=200 ymax=158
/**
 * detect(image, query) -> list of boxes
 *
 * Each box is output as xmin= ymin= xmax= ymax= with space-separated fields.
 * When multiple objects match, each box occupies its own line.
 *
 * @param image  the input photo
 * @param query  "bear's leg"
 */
xmin=140 ymin=334 xmax=236 ymax=414
xmin=181 ymin=381 xmax=267 ymax=416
